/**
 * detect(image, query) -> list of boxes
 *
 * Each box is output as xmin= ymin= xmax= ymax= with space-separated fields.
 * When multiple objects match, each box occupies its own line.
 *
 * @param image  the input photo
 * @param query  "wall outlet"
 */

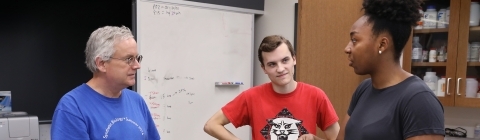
xmin=39 ymin=124 xmax=51 ymax=140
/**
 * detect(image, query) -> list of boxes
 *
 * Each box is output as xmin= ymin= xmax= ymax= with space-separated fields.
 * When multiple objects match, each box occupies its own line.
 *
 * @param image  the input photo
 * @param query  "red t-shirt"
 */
xmin=222 ymin=82 xmax=338 ymax=140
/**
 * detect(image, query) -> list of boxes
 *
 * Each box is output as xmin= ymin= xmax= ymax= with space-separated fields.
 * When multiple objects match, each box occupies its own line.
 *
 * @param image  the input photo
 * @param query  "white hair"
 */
xmin=84 ymin=25 xmax=134 ymax=73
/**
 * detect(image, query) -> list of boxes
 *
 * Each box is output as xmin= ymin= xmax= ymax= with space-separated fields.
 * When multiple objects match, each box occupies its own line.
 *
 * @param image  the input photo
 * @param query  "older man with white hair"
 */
xmin=51 ymin=25 xmax=160 ymax=140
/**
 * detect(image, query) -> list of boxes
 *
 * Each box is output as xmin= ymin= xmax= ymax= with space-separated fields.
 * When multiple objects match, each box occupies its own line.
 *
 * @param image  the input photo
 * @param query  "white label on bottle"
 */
xmin=471 ymin=46 xmax=479 ymax=61
xmin=426 ymin=82 xmax=436 ymax=91
xmin=412 ymin=48 xmax=422 ymax=59
xmin=441 ymin=83 xmax=445 ymax=92
xmin=474 ymin=129 xmax=480 ymax=138
xmin=446 ymin=10 xmax=450 ymax=23
xmin=423 ymin=51 xmax=429 ymax=61
xmin=437 ymin=55 xmax=445 ymax=62
xmin=424 ymin=13 xmax=437 ymax=28
xmin=438 ymin=12 xmax=446 ymax=28
xmin=429 ymin=53 xmax=437 ymax=62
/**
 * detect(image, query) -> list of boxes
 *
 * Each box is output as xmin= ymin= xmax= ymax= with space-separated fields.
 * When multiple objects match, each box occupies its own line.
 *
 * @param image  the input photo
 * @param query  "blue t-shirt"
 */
xmin=51 ymin=83 xmax=160 ymax=140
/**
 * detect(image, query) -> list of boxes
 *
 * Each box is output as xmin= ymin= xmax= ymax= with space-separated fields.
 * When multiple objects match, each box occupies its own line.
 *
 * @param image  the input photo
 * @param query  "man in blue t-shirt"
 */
xmin=51 ymin=26 xmax=160 ymax=140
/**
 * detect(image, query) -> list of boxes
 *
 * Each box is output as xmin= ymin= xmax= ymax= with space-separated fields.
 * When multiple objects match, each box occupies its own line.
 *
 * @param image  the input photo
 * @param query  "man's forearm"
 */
xmin=313 ymin=135 xmax=327 ymax=140
xmin=323 ymin=122 xmax=340 ymax=140
xmin=205 ymin=124 xmax=239 ymax=140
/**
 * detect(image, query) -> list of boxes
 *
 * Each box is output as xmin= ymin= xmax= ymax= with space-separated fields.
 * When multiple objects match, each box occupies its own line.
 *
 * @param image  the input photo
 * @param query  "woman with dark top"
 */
xmin=338 ymin=0 xmax=445 ymax=139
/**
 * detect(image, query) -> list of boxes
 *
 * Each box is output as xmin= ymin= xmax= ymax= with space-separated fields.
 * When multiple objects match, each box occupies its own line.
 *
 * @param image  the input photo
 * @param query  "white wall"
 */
xmin=253 ymin=0 xmax=298 ymax=85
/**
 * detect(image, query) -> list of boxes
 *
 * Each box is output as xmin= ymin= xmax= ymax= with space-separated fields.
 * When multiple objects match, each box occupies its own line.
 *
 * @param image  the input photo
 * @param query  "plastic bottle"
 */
xmin=443 ymin=41 xmax=448 ymax=61
xmin=437 ymin=77 xmax=446 ymax=97
xmin=437 ymin=43 xmax=446 ymax=62
xmin=429 ymin=48 xmax=437 ymax=62
xmin=466 ymin=78 xmax=478 ymax=98
xmin=412 ymin=36 xmax=423 ymax=62
xmin=424 ymin=5 xmax=437 ymax=29
xmin=469 ymin=42 xmax=472 ymax=62
xmin=415 ymin=9 xmax=424 ymax=29
xmin=470 ymin=2 xmax=480 ymax=26
xmin=445 ymin=7 xmax=450 ymax=27
xmin=424 ymin=72 xmax=438 ymax=94
xmin=474 ymin=123 xmax=480 ymax=139
xmin=437 ymin=8 xmax=447 ymax=28
xmin=422 ymin=50 xmax=429 ymax=62
xmin=469 ymin=42 xmax=480 ymax=61
xmin=471 ymin=42 xmax=480 ymax=62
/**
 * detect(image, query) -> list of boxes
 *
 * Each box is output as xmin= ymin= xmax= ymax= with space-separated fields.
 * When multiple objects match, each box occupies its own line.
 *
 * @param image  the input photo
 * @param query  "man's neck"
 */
xmin=86 ymin=74 xmax=123 ymax=98
xmin=272 ymin=81 xmax=297 ymax=94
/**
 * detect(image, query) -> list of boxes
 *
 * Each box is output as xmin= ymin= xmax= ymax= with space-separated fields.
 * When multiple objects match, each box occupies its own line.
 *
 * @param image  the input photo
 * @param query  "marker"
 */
xmin=215 ymin=82 xmax=243 ymax=85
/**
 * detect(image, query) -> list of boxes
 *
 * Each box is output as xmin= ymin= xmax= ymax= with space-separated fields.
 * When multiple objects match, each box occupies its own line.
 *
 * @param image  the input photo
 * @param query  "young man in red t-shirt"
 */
xmin=204 ymin=35 xmax=340 ymax=140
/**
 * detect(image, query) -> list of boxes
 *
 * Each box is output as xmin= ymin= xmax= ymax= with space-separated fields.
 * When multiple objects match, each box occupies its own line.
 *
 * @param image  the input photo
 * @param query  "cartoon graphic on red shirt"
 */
xmin=260 ymin=108 xmax=309 ymax=140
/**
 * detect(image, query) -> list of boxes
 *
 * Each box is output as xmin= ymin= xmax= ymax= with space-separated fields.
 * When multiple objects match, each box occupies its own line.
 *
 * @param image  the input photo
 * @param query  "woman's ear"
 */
xmin=378 ymin=36 xmax=389 ymax=53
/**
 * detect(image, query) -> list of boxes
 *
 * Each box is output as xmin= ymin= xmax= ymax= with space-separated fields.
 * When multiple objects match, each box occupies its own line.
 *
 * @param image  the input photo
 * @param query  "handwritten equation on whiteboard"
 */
xmin=143 ymin=67 xmax=197 ymax=134
xmin=152 ymin=4 xmax=181 ymax=16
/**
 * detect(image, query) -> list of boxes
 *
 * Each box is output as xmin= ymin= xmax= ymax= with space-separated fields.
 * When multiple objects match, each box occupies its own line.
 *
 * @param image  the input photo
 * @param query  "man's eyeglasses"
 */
xmin=109 ymin=55 xmax=143 ymax=65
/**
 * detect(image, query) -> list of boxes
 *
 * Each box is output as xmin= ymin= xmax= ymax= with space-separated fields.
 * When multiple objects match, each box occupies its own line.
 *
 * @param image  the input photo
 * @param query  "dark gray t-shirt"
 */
xmin=345 ymin=76 xmax=445 ymax=140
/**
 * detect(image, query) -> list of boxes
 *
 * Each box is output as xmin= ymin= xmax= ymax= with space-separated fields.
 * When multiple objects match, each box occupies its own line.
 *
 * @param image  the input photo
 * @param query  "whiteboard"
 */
xmin=135 ymin=0 xmax=254 ymax=139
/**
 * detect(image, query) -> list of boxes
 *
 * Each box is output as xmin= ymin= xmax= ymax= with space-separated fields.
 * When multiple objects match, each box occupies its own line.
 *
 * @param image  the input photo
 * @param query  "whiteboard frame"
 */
xmin=250 ymin=13 xmax=255 ymax=89
xmin=132 ymin=0 xmax=257 ymax=92
xmin=139 ymin=0 xmax=263 ymax=15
